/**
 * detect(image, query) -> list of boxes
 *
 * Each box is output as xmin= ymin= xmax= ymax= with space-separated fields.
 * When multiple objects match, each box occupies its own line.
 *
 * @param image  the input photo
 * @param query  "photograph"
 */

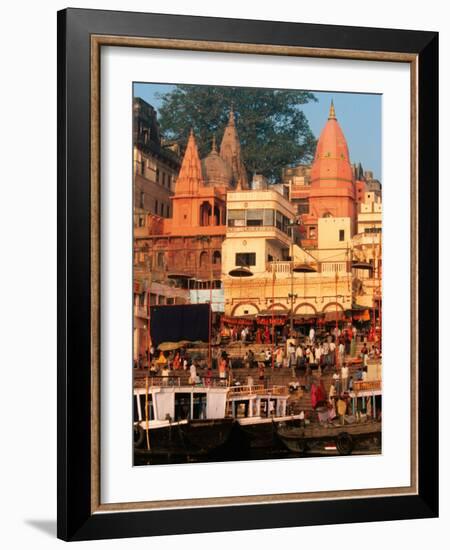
xmin=132 ymin=83 xmax=383 ymax=466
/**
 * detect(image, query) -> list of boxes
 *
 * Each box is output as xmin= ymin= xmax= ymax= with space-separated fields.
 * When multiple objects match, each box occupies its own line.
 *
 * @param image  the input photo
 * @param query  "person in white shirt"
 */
xmin=189 ymin=362 xmax=197 ymax=385
xmin=338 ymin=342 xmax=345 ymax=366
xmin=332 ymin=371 xmax=341 ymax=394
xmin=329 ymin=341 xmax=336 ymax=367
xmin=315 ymin=344 xmax=322 ymax=366
xmin=287 ymin=343 xmax=296 ymax=366
xmin=309 ymin=327 xmax=315 ymax=344
xmin=161 ymin=365 xmax=170 ymax=386
xmin=341 ymin=364 xmax=349 ymax=392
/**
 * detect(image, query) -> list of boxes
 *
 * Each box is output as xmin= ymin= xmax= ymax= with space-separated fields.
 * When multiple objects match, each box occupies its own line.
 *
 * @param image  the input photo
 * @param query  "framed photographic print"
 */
xmin=57 ymin=8 xmax=438 ymax=541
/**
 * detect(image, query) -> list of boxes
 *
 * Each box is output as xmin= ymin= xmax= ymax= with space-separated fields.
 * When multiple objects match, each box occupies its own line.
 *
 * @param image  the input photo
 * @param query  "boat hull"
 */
xmin=134 ymin=418 xmax=234 ymax=462
xmin=277 ymin=420 xmax=382 ymax=456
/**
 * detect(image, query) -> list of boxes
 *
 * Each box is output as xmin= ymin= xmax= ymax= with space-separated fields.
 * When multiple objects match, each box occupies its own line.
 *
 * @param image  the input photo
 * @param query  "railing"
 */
xmin=227 ymin=224 xmax=291 ymax=239
xmin=320 ymin=262 xmax=347 ymax=274
xmin=135 ymin=375 xmax=229 ymax=389
xmin=353 ymin=380 xmax=381 ymax=392
xmin=266 ymin=261 xmax=292 ymax=274
xmin=352 ymin=232 xmax=381 ymax=246
xmin=227 ymin=384 xmax=264 ymax=396
xmin=227 ymin=384 xmax=288 ymax=397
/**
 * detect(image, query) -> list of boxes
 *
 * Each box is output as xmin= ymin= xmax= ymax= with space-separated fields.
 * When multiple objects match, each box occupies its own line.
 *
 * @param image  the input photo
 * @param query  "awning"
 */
xmin=221 ymin=316 xmax=254 ymax=326
xmin=157 ymin=340 xmax=195 ymax=351
xmin=323 ymin=311 xmax=346 ymax=322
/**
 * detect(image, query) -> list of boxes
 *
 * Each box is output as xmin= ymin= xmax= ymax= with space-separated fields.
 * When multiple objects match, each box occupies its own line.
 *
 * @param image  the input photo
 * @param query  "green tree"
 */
xmin=157 ymin=85 xmax=317 ymax=182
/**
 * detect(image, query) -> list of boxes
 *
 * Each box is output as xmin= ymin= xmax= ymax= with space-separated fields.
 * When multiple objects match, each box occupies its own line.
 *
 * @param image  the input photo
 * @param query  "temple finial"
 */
xmin=228 ymin=103 xmax=235 ymax=125
xmin=328 ymin=100 xmax=336 ymax=120
xmin=211 ymin=134 xmax=217 ymax=152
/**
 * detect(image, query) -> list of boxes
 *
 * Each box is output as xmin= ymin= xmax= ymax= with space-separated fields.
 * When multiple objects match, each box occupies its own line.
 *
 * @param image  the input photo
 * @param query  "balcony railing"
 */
xmin=227 ymin=384 xmax=288 ymax=397
xmin=353 ymin=380 xmax=381 ymax=392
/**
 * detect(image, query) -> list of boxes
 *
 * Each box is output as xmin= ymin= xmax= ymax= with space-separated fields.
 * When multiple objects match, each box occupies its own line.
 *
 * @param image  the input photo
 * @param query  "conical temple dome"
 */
xmin=310 ymin=101 xmax=353 ymax=186
xmin=220 ymin=107 xmax=248 ymax=189
xmin=202 ymin=135 xmax=233 ymax=188
xmin=175 ymin=129 xmax=204 ymax=194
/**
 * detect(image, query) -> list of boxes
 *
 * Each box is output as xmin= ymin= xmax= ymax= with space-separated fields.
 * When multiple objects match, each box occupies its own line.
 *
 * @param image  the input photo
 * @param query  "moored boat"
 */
xmin=277 ymin=419 xmax=382 ymax=456
xmin=133 ymin=380 xmax=233 ymax=461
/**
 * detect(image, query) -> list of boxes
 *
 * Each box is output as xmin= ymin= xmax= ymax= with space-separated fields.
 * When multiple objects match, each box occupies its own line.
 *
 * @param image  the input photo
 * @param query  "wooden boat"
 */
xmin=133 ymin=378 xmax=301 ymax=461
xmin=226 ymin=383 xmax=300 ymax=450
xmin=133 ymin=383 xmax=233 ymax=460
xmin=277 ymin=419 xmax=382 ymax=456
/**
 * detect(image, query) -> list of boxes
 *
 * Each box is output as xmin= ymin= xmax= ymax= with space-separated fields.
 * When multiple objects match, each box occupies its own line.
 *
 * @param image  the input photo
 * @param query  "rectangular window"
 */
xmin=246 ymin=209 xmax=264 ymax=226
xmin=155 ymin=199 xmax=158 ymax=214
xmin=175 ymin=393 xmax=192 ymax=420
xmin=138 ymin=394 xmax=154 ymax=422
xmin=297 ymin=198 xmax=309 ymax=215
xmin=364 ymin=227 xmax=382 ymax=234
xmin=139 ymin=191 xmax=145 ymax=209
xmin=156 ymin=168 xmax=160 ymax=183
xmin=235 ymin=252 xmax=256 ymax=266
xmin=193 ymin=394 xmax=207 ymax=419
xmin=227 ymin=210 xmax=245 ymax=227
xmin=275 ymin=211 xmax=283 ymax=231
xmin=339 ymin=229 xmax=345 ymax=241
xmin=160 ymin=203 xmax=164 ymax=216
xmin=309 ymin=226 xmax=316 ymax=239
xmin=263 ymin=209 xmax=275 ymax=226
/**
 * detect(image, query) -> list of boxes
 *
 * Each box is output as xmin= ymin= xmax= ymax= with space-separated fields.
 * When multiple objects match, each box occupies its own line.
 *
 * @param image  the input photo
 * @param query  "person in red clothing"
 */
xmin=316 ymin=379 xmax=327 ymax=406
xmin=310 ymin=381 xmax=318 ymax=409
xmin=173 ymin=352 xmax=181 ymax=370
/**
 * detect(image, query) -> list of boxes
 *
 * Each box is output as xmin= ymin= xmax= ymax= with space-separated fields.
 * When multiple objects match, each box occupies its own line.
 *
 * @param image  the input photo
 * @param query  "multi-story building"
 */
xmin=222 ymin=101 xmax=379 ymax=325
xmin=133 ymin=98 xmax=382 ymax=346
xmin=133 ymin=107 xmax=249 ymax=355
xmin=133 ymin=98 xmax=181 ymax=220
xmin=352 ymin=191 xmax=382 ymax=309
xmin=222 ymin=186 xmax=353 ymax=322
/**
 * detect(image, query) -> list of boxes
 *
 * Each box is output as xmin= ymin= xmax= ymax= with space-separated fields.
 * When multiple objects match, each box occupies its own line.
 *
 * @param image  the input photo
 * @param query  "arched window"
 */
xmin=212 ymin=250 xmax=221 ymax=264
xmin=200 ymin=202 xmax=212 ymax=226
xmin=214 ymin=205 xmax=220 ymax=226
xmin=199 ymin=251 xmax=208 ymax=268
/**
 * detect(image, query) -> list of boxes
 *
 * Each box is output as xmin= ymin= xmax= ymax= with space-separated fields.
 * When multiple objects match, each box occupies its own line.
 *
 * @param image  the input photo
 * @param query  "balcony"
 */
xmin=353 ymin=380 xmax=381 ymax=392
xmin=353 ymin=232 xmax=381 ymax=247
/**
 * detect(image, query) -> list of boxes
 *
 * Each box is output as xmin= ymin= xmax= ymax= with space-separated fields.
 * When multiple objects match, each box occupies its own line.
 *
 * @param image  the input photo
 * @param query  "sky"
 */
xmin=133 ymin=83 xmax=381 ymax=180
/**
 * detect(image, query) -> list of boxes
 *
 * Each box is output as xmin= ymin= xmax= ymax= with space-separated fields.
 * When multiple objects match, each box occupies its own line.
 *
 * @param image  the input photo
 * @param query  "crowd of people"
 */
xmin=134 ymin=323 xmax=380 ymax=394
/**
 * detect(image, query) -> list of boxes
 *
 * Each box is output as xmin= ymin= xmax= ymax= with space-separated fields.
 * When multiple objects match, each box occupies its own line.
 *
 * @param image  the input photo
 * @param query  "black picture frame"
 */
xmin=57 ymin=8 xmax=438 ymax=541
